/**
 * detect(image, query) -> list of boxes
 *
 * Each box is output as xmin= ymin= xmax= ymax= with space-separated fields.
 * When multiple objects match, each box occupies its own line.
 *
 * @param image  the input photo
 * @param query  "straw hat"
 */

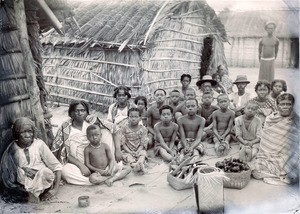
xmin=265 ymin=21 xmax=276 ymax=30
xmin=233 ymin=75 xmax=250 ymax=84
xmin=196 ymin=75 xmax=217 ymax=88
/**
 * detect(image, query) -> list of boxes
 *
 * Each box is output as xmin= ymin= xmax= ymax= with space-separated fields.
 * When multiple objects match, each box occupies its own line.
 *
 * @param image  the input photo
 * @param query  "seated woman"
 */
xmin=107 ymin=86 xmax=136 ymax=162
xmin=0 ymin=117 xmax=62 ymax=203
xmin=252 ymin=93 xmax=299 ymax=184
xmin=51 ymin=101 xmax=114 ymax=185
xmin=250 ymin=80 xmax=276 ymax=125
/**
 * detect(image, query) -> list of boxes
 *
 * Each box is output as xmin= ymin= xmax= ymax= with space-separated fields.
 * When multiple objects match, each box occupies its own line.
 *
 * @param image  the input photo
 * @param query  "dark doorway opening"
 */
xmin=199 ymin=37 xmax=213 ymax=78
xmin=290 ymin=38 xmax=299 ymax=68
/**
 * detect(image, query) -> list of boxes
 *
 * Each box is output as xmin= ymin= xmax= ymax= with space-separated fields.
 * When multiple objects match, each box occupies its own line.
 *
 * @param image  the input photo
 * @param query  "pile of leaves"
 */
xmin=169 ymin=155 xmax=206 ymax=179
xmin=215 ymin=157 xmax=250 ymax=173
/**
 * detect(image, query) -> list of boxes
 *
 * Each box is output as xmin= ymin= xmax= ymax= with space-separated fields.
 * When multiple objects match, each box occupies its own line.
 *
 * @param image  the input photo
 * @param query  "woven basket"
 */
xmin=223 ymin=169 xmax=251 ymax=189
xmin=167 ymin=173 xmax=193 ymax=190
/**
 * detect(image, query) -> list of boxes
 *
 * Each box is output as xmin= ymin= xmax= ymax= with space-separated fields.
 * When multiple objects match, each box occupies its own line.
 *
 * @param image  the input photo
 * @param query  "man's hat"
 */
xmin=196 ymin=75 xmax=217 ymax=88
xmin=233 ymin=75 xmax=250 ymax=84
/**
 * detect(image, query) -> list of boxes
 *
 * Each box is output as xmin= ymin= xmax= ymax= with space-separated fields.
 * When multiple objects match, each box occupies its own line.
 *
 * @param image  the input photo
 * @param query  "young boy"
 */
xmin=121 ymin=108 xmax=149 ymax=174
xmin=84 ymin=125 xmax=131 ymax=186
xmin=235 ymin=101 xmax=262 ymax=162
xmin=167 ymin=89 xmax=182 ymax=112
xmin=175 ymin=88 xmax=201 ymax=119
xmin=258 ymin=22 xmax=279 ymax=83
xmin=177 ymin=98 xmax=205 ymax=156
xmin=212 ymin=94 xmax=235 ymax=156
xmin=154 ymin=105 xmax=179 ymax=162
xmin=147 ymin=89 xmax=167 ymax=147
xmin=199 ymin=92 xmax=219 ymax=142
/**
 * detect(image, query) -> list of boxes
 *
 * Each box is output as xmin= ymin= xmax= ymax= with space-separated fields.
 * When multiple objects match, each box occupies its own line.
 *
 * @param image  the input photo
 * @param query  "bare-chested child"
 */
xmin=84 ymin=125 xmax=131 ymax=186
xmin=235 ymin=101 xmax=262 ymax=162
xmin=199 ymin=92 xmax=219 ymax=143
xmin=168 ymin=89 xmax=182 ymax=112
xmin=147 ymin=89 xmax=167 ymax=147
xmin=177 ymin=98 xmax=205 ymax=157
xmin=212 ymin=94 xmax=235 ymax=156
xmin=154 ymin=105 xmax=179 ymax=162
xmin=175 ymin=88 xmax=201 ymax=120
xmin=121 ymin=108 xmax=149 ymax=174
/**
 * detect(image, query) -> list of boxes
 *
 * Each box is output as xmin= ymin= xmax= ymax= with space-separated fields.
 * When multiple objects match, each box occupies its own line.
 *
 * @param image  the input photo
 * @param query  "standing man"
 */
xmin=258 ymin=22 xmax=279 ymax=82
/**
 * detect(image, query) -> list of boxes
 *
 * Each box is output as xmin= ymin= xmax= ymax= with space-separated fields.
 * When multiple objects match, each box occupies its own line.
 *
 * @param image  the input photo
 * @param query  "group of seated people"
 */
xmin=0 ymin=67 xmax=299 ymax=203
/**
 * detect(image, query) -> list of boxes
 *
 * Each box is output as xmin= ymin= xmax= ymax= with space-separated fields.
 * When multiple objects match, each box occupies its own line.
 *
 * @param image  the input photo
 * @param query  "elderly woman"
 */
xmin=51 ymin=101 xmax=114 ymax=185
xmin=252 ymin=93 xmax=299 ymax=184
xmin=250 ymin=80 xmax=276 ymax=125
xmin=107 ymin=86 xmax=136 ymax=162
xmin=0 ymin=117 xmax=62 ymax=203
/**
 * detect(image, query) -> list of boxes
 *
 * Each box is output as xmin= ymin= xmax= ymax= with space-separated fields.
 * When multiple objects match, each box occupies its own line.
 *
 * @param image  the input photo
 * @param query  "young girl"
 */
xmin=269 ymin=79 xmax=287 ymax=102
xmin=120 ymin=108 xmax=149 ymax=174
xmin=235 ymin=101 xmax=262 ymax=162
xmin=216 ymin=65 xmax=233 ymax=94
xmin=134 ymin=96 xmax=148 ymax=126
xmin=212 ymin=73 xmax=226 ymax=94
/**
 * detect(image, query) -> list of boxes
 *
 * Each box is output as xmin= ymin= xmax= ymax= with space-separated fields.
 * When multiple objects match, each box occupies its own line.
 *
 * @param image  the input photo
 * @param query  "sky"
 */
xmin=204 ymin=0 xmax=297 ymax=12
xmin=69 ymin=0 xmax=299 ymax=13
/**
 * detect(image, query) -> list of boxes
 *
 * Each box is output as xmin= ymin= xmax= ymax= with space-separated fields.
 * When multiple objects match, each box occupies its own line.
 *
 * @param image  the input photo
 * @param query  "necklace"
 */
xmin=90 ymin=143 xmax=102 ymax=149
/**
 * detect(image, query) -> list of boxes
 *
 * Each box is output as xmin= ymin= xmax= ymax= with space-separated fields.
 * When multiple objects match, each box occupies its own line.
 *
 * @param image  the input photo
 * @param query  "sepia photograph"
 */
xmin=0 ymin=0 xmax=299 ymax=213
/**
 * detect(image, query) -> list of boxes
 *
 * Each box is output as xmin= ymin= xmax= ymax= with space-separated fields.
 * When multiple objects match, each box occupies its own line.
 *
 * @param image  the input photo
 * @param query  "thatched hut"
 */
xmin=42 ymin=0 xmax=227 ymax=111
xmin=219 ymin=10 xmax=299 ymax=68
xmin=0 ymin=0 xmax=71 ymax=157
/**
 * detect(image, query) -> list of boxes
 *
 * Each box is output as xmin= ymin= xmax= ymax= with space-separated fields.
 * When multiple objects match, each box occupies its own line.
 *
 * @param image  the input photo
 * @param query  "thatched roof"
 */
xmin=36 ymin=0 xmax=74 ymax=31
xmin=219 ymin=10 xmax=299 ymax=38
xmin=41 ymin=0 xmax=227 ymax=48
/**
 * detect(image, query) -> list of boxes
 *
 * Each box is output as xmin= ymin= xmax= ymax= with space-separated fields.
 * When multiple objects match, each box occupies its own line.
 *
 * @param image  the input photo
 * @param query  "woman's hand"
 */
xmin=79 ymin=165 xmax=91 ymax=177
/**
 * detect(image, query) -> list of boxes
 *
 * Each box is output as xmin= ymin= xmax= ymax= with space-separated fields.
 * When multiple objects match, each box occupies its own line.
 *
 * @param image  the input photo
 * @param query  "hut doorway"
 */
xmin=290 ymin=38 xmax=299 ymax=68
xmin=199 ymin=37 xmax=213 ymax=78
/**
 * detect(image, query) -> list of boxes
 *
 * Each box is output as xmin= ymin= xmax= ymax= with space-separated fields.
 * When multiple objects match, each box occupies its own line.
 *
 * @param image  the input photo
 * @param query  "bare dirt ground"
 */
xmin=0 ymin=67 xmax=299 ymax=213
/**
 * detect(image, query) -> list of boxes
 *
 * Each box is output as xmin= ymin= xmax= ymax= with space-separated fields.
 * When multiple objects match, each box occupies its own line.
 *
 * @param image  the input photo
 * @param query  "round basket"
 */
xmin=167 ymin=173 xmax=193 ymax=190
xmin=223 ymin=169 xmax=251 ymax=189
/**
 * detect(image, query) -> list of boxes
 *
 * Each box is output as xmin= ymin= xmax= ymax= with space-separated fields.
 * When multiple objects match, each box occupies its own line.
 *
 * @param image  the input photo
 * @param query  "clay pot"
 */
xmin=78 ymin=196 xmax=90 ymax=207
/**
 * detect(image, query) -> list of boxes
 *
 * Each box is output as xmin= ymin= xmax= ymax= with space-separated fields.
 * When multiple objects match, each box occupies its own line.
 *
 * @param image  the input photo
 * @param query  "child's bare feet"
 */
xmin=133 ymin=163 xmax=141 ymax=173
xmin=104 ymin=179 xmax=113 ymax=187
xmin=139 ymin=163 xmax=146 ymax=174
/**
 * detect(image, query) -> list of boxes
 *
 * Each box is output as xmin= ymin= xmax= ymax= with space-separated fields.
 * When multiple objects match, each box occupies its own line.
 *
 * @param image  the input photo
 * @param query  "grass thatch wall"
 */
xmin=224 ymin=37 xmax=296 ymax=68
xmin=43 ymin=46 xmax=143 ymax=112
xmin=0 ymin=3 xmax=32 ymax=156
